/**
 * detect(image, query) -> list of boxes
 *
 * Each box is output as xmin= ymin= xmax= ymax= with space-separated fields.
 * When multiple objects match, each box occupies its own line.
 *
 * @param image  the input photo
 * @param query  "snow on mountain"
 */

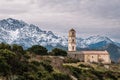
xmin=77 ymin=35 xmax=114 ymax=48
xmin=0 ymin=18 xmax=117 ymax=50
xmin=0 ymin=18 xmax=68 ymax=49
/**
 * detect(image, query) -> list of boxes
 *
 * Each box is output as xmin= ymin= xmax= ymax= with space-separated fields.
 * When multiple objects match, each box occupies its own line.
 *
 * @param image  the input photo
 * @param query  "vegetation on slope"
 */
xmin=0 ymin=43 xmax=120 ymax=80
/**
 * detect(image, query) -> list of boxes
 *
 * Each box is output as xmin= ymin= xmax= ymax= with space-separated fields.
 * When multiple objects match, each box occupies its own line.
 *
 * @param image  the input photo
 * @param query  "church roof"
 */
xmin=67 ymin=50 xmax=109 ymax=55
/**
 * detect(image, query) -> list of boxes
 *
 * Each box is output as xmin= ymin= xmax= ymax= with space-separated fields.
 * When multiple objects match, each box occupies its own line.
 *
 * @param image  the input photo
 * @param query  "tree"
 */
xmin=11 ymin=44 xmax=26 ymax=60
xmin=0 ymin=49 xmax=16 ymax=80
xmin=27 ymin=45 xmax=48 ymax=55
xmin=11 ymin=44 xmax=24 ymax=54
xmin=52 ymin=48 xmax=67 ymax=56
xmin=0 ymin=57 xmax=11 ymax=80
xmin=0 ymin=43 xmax=11 ymax=50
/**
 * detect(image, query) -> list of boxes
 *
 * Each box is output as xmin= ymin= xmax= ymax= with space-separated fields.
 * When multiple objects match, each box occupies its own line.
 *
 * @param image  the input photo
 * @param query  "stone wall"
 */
xmin=67 ymin=52 xmax=111 ymax=64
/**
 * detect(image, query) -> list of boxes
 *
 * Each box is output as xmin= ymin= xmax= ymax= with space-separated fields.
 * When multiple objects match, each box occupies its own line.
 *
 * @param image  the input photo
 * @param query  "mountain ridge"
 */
xmin=0 ymin=18 xmax=120 ymax=61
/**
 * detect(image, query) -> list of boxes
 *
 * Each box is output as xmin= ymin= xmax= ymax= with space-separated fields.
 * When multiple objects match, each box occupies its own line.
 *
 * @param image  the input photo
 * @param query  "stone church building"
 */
xmin=67 ymin=29 xmax=111 ymax=64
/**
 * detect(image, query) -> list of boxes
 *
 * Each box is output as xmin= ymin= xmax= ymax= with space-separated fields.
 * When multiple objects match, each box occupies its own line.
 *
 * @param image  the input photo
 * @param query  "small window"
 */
xmin=72 ymin=46 xmax=74 ymax=50
xmin=72 ymin=32 xmax=74 ymax=35
xmin=72 ymin=39 xmax=74 ymax=42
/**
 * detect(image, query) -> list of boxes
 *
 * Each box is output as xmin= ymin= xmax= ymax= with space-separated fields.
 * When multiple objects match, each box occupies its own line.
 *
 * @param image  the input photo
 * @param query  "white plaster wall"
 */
xmin=68 ymin=37 xmax=76 ymax=51
xmin=84 ymin=55 xmax=98 ymax=62
xmin=98 ymin=55 xmax=111 ymax=63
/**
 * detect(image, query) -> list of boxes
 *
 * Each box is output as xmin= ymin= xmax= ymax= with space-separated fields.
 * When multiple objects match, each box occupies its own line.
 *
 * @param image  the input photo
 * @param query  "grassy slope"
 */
xmin=30 ymin=55 xmax=120 ymax=80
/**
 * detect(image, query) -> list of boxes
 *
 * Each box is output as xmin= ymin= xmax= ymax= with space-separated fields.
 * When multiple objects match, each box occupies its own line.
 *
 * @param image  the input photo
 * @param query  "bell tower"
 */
xmin=68 ymin=28 xmax=76 ymax=51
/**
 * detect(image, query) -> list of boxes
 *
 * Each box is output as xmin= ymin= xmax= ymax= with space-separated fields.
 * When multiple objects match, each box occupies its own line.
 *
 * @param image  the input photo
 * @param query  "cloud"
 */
xmin=0 ymin=0 xmax=120 ymax=41
xmin=79 ymin=0 xmax=120 ymax=19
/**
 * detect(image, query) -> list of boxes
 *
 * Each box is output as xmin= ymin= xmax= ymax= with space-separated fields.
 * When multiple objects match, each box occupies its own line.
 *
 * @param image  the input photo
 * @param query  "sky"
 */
xmin=0 ymin=0 xmax=120 ymax=42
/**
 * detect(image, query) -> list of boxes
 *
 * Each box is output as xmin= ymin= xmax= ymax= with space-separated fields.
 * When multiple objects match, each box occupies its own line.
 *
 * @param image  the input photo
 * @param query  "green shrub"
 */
xmin=27 ymin=45 xmax=48 ymax=55
xmin=40 ymin=62 xmax=53 ymax=72
xmin=52 ymin=72 xmax=72 ymax=80
xmin=52 ymin=48 xmax=67 ymax=56
xmin=0 ymin=43 xmax=11 ymax=50
xmin=31 ymin=61 xmax=40 ymax=66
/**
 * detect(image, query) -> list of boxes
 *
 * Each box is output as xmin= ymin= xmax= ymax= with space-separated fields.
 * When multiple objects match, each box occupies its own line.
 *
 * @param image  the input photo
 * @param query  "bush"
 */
xmin=67 ymin=66 xmax=82 ymax=78
xmin=11 ymin=44 xmax=24 ymax=54
xmin=0 ymin=43 xmax=11 ymax=50
xmin=52 ymin=72 xmax=72 ymax=80
xmin=52 ymin=48 xmax=67 ymax=56
xmin=40 ymin=62 xmax=53 ymax=72
xmin=27 ymin=45 xmax=48 ymax=55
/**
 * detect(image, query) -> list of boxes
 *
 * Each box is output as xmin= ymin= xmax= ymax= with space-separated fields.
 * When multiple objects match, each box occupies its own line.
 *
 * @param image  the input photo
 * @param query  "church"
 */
xmin=67 ymin=29 xmax=111 ymax=64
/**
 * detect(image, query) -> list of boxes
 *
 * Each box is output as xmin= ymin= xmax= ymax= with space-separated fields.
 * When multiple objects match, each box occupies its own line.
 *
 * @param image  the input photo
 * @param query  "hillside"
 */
xmin=0 ymin=43 xmax=120 ymax=80
xmin=24 ymin=55 xmax=120 ymax=80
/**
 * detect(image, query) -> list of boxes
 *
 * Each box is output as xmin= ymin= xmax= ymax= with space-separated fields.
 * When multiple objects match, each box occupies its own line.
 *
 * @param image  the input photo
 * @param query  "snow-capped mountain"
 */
xmin=0 ymin=18 xmax=119 ymax=50
xmin=0 ymin=18 xmax=120 ymax=61
xmin=77 ymin=35 xmax=114 ymax=49
xmin=0 ymin=18 xmax=68 ymax=49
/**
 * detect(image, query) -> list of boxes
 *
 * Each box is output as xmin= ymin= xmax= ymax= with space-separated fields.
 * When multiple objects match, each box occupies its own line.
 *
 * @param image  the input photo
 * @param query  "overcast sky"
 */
xmin=0 ymin=0 xmax=120 ymax=42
